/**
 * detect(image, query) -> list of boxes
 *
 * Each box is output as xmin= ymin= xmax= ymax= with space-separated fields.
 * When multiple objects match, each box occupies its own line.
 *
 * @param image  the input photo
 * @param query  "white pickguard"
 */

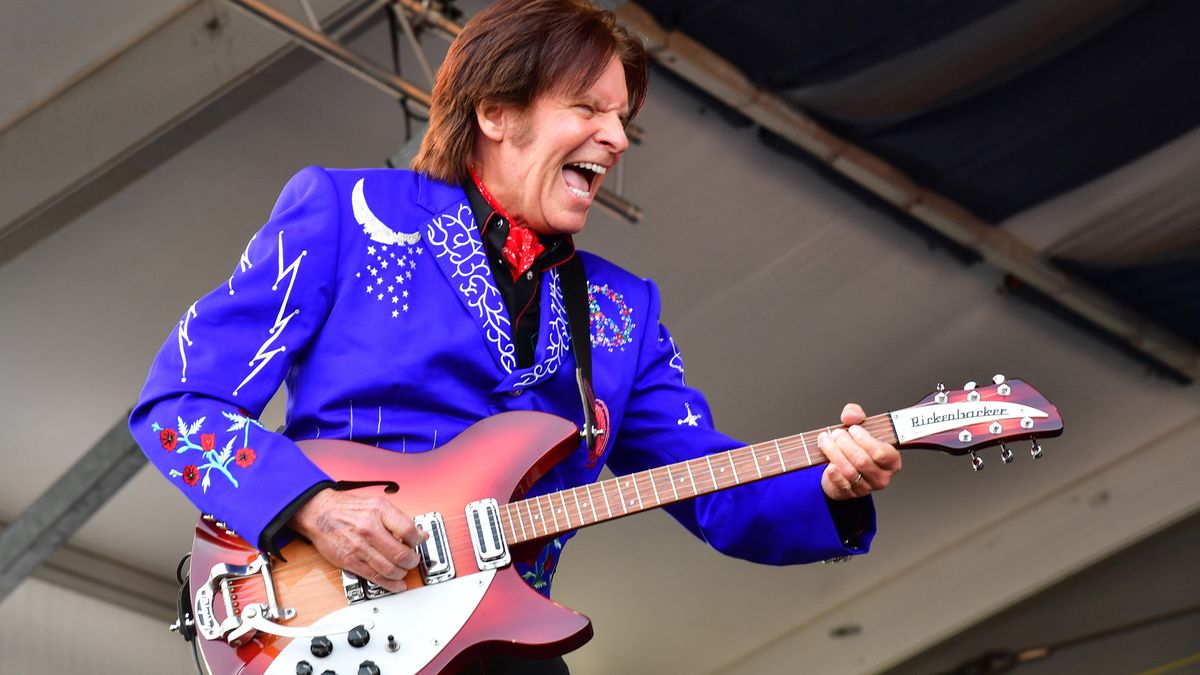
xmin=264 ymin=570 xmax=495 ymax=675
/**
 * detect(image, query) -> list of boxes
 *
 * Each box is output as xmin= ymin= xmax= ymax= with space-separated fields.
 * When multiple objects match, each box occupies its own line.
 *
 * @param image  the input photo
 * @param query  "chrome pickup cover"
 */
xmin=414 ymin=511 xmax=455 ymax=584
xmin=465 ymin=498 xmax=510 ymax=571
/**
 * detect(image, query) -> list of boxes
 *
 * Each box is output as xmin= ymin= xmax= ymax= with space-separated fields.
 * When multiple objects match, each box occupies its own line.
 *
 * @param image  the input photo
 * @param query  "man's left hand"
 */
xmin=818 ymin=402 xmax=901 ymax=500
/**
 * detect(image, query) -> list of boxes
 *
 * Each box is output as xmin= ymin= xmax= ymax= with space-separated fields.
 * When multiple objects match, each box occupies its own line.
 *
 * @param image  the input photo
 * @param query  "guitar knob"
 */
xmin=310 ymin=636 xmax=334 ymax=658
xmin=359 ymin=661 xmax=382 ymax=675
xmin=970 ymin=450 xmax=984 ymax=472
xmin=296 ymin=662 xmax=314 ymax=675
xmin=1000 ymin=443 xmax=1013 ymax=464
xmin=347 ymin=624 xmax=370 ymax=648
xmin=1030 ymin=439 xmax=1043 ymax=459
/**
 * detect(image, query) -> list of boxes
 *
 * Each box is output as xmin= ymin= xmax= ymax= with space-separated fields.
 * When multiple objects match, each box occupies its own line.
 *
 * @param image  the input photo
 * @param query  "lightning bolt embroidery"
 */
xmin=227 ymin=234 xmax=256 ymax=295
xmin=233 ymin=230 xmax=307 ymax=397
xmin=668 ymin=336 xmax=686 ymax=385
xmin=178 ymin=302 xmax=198 ymax=383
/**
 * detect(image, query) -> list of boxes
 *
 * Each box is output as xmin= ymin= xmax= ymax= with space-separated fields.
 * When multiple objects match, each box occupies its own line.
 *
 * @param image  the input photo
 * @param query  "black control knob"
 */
xmin=320 ymin=671 xmax=338 ymax=675
xmin=296 ymin=661 xmax=314 ymax=675
xmin=358 ymin=660 xmax=381 ymax=675
xmin=347 ymin=624 xmax=371 ymax=648
xmin=310 ymin=635 xmax=334 ymax=658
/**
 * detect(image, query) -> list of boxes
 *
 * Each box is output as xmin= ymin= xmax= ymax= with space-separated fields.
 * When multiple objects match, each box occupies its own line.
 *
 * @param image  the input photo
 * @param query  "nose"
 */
xmin=596 ymin=111 xmax=629 ymax=155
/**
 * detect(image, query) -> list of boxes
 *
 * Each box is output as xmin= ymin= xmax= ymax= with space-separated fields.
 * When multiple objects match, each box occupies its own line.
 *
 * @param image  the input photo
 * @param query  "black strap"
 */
xmin=560 ymin=254 xmax=601 ymax=454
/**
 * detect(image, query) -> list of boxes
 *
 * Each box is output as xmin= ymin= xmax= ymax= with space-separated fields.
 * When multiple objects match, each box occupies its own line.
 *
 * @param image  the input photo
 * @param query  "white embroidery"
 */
xmin=177 ymin=302 xmax=198 ymax=383
xmin=514 ymin=269 xmax=570 ymax=387
xmin=677 ymin=402 xmax=702 ymax=427
xmin=353 ymin=178 xmax=422 ymax=245
xmin=233 ymin=230 xmax=306 ymax=397
xmin=668 ymin=336 xmax=686 ymax=385
xmin=425 ymin=203 xmax=516 ymax=372
xmin=227 ymin=234 xmax=256 ymax=295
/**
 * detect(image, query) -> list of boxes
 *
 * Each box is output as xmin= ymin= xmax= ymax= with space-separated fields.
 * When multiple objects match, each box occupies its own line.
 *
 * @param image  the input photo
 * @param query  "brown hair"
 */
xmin=412 ymin=0 xmax=649 ymax=183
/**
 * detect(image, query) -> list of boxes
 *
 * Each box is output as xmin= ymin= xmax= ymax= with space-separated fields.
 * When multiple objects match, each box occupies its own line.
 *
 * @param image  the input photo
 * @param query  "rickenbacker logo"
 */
xmin=909 ymin=405 xmax=1011 ymax=428
xmin=890 ymin=401 xmax=1047 ymax=443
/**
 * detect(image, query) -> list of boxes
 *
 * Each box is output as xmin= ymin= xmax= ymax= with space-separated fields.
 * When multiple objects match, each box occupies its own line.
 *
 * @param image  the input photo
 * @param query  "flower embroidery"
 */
xmin=235 ymin=447 xmax=256 ymax=468
xmin=182 ymin=464 xmax=200 ymax=487
xmin=155 ymin=410 xmax=265 ymax=492
xmin=520 ymin=535 xmax=565 ymax=597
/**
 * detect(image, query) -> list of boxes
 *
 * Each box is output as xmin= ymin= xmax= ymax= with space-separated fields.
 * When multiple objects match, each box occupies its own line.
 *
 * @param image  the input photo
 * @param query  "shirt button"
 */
xmin=526 ymin=271 xmax=534 ymax=280
xmin=510 ymin=389 xmax=524 ymax=397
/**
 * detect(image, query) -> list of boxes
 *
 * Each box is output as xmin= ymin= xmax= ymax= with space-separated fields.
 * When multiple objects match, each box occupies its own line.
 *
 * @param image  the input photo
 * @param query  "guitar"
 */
xmin=186 ymin=376 xmax=1062 ymax=674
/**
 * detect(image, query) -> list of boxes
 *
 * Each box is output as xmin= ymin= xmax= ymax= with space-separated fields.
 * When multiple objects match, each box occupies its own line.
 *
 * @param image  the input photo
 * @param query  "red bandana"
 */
xmin=469 ymin=167 xmax=545 ymax=281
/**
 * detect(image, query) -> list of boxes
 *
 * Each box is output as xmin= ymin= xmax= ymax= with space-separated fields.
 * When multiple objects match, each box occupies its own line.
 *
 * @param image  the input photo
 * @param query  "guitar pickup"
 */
xmin=414 ymin=512 xmax=455 ymax=584
xmin=465 ymin=499 xmax=511 ymax=570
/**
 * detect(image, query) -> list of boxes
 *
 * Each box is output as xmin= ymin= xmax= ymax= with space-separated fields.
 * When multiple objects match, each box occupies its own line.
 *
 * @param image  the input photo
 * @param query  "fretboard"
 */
xmin=499 ymin=413 xmax=898 ymax=545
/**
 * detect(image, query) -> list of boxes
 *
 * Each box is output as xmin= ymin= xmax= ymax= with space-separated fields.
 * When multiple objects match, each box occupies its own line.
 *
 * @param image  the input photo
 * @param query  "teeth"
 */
xmin=568 ymin=162 xmax=607 ymax=175
xmin=567 ymin=186 xmax=591 ymax=198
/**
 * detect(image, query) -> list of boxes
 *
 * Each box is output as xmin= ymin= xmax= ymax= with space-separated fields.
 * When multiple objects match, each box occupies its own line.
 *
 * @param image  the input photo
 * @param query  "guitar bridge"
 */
xmin=465 ymin=498 xmax=511 ymax=570
xmin=193 ymin=554 xmax=296 ymax=647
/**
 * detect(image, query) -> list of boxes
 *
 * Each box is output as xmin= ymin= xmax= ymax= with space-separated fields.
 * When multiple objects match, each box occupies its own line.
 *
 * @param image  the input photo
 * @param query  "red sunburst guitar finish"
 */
xmin=188 ymin=379 xmax=1063 ymax=674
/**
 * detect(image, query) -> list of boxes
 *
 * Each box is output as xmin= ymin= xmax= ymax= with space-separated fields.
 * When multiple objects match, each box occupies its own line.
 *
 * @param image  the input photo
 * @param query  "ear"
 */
xmin=475 ymin=100 xmax=510 ymax=142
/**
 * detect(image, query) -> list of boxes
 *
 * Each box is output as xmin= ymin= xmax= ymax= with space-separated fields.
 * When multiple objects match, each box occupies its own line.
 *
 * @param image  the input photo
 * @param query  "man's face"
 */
xmin=474 ymin=56 xmax=631 ymax=236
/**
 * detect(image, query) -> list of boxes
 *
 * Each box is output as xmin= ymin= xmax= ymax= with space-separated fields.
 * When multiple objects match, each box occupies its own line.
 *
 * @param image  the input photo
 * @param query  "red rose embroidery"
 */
xmin=235 ymin=447 xmax=256 ymax=468
xmin=200 ymin=433 xmax=216 ymax=451
xmin=159 ymin=428 xmax=178 ymax=451
xmin=182 ymin=464 xmax=200 ymax=486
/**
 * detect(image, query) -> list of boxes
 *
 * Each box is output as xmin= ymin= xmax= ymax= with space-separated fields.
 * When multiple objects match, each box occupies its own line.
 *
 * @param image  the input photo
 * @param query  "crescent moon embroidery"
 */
xmin=353 ymin=178 xmax=422 ymax=246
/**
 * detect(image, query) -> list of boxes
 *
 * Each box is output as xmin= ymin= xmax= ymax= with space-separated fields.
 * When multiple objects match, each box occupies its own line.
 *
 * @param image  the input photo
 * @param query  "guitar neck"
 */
xmin=500 ymin=413 xmax=898 ymax=545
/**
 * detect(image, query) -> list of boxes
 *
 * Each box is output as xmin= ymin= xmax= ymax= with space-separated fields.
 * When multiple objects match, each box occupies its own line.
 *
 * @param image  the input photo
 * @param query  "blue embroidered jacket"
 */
xmin=130 ymin=167 xmax=875 ymax=594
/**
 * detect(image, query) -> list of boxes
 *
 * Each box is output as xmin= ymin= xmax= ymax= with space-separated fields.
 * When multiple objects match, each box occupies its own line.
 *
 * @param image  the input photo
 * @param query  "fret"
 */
xmin=559 ymin=492 xmax=572 ymax=528
xmin=726 ymin=449 xmax=740 ymax=484
xmin=705 ymin=455 xmax=719 ymax=490
xmin=648 ymin=468 xmax=662 ymax=505
xmin=666 ymin=465 xmax=679 ymax=500
xmin=512 ymin=502 xmax=528 ymax=541
xmin=780 ymin=437 xmax=794 ymax=469
xmin=600 ymin=479 xmax=613 ymax=517
xmin=572 ymin=488 xmax=585 ymax=526
xmin=613 ymin=477 xmax=629 ymax=514
xmin=535 ymin=497 xmax=548 ymax=534
xmin=629 ymin=476 xmax=643 ymax=511
xmin=797 ymin=434 xmax=810 ymax=466
xmin=684 ymin=459 xmax=698 ymax=496
xmin=525 ymin=500 xmax=539 ymax=538
xmin=751 ymin=444 xmax=763 ymax=478
xmin=545 ymin=495 xmax=561 ymax=531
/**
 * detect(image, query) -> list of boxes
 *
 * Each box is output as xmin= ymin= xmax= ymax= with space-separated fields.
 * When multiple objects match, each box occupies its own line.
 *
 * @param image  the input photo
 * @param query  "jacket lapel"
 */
xmin=416 ymin=175 xmax=518 ymax=374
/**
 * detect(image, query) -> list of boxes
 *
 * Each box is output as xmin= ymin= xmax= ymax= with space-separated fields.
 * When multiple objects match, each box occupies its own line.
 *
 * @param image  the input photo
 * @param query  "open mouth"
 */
xmin=562 ymin=162 xmax=606 ymax=200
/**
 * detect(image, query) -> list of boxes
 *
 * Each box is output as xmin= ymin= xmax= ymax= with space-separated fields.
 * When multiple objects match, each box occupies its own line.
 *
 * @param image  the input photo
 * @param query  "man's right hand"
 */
xmin=288 ymin=488 xmax=426 ymax=592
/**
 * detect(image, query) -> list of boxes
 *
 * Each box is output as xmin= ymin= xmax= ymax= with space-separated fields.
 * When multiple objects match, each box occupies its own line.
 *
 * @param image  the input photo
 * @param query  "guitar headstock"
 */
xmin=889 ymin=375 xmax=1063 ymax=470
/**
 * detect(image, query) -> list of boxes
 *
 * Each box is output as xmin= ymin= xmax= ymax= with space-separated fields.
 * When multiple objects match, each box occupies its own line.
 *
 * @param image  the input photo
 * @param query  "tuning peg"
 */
xmin=935 ymin=383 xmax=948 ymax=404
xmin=964 ymin=380 xmax=977 ymax=391
xmin=992 ymin=373 xmax=1006 ymax=385
xmin=1030 ymin=439 xmax=1043 ymax=459
xmin=970 ymin=450 xmax=984 ymax=471
xmin=1000 ymin=443 xmax=1013 ymax=464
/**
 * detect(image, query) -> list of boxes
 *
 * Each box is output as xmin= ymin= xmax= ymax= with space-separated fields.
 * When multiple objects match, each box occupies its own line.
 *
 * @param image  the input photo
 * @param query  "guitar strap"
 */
xmin=560 ymin=253 xmax=609 ymax=467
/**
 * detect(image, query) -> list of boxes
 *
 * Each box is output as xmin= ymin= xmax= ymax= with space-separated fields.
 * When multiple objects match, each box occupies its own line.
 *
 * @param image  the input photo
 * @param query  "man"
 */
xmin=131 ymin=0 xmax=900 ymax=671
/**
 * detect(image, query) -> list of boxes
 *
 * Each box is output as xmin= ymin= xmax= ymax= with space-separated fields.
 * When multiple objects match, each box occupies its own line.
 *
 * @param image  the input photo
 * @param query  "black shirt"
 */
xmin=463 ymin=179 xmax=575 ymax=368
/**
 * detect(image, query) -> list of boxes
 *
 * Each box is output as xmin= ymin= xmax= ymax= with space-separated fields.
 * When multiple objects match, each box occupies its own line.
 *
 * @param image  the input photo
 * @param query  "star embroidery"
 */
xmin=403 ymin=303 xmax=409 ymax=312
xmin=355 ymin=272 xmax=361 ymax=278
xmin=381 ymin=260 xmax=389 ymax=269
xmin=370 ymin=269 xmax=378 ymax=277
xmin=402 ymin=290 xmax=408 ymax=298
xmin=391 ymin=296 xmax=398 ymax=304
xmin=366 ymin=285 xmax=374 ymax=293
xmin=377 ymin=293 xmax=385 ymax=301
xmin=387 ymin=285 xmax=394 ymax=292
xmin=406 ymin=271 xmax=412 ymax=279
xmin=367 ymin=246 xmax=376 ymax=255
xmin=392 ymin=310 xmax=399 ymax=318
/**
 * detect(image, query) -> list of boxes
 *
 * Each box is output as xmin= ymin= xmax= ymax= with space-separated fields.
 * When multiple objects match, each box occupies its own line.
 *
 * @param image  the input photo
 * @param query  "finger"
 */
xmin=380 ymin=506 xmax=429 ymax=553
xmin=840 ymin=402 xmax=866 ymax=427
xmin=331 ymin=537 xmax=408 ymax=592
xmin=829 ymin=428 xmax=887 ymax=497
xmin=847 ymin=424 xmax=903 ymax=473
xmin=819 ymin=431 xmax=861 ymax=498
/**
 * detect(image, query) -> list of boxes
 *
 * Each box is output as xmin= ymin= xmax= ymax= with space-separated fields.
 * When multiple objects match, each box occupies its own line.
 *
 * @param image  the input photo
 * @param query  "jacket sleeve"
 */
xmin=605 ymin=279 xmax=875 ymax=564
xmin=128 ymin=166 xmax=340 ymax=548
